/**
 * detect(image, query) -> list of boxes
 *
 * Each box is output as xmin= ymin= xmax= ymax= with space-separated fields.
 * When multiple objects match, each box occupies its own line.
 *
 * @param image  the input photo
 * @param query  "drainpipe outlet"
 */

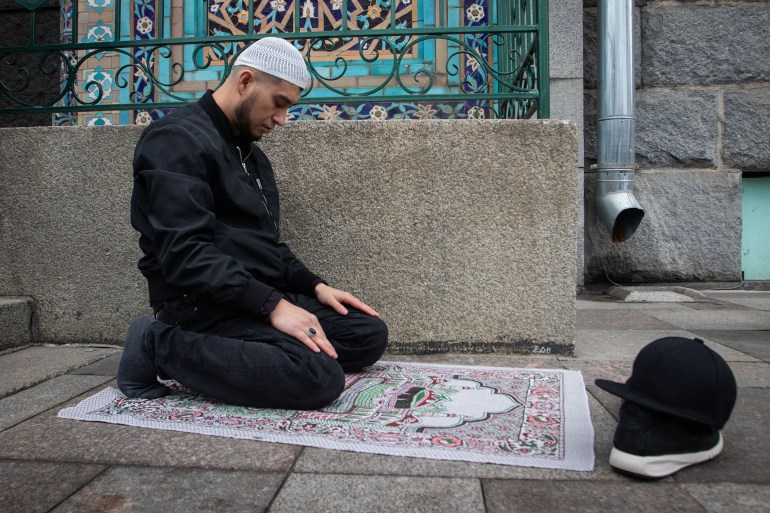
xmin=595 ymin=0 xmax=645 ymax=243
xmin=595 ymin=168 xmax=645 ymax=243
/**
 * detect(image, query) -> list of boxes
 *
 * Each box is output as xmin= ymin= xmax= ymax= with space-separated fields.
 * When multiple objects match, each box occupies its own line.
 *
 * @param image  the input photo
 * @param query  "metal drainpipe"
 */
xmin=595 ymin=0 xmax=645 ymax=242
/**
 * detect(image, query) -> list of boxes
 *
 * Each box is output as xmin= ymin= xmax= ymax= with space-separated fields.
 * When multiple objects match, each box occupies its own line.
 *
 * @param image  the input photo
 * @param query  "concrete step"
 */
xmin=0 ymin=297 xmax=35 ymax=351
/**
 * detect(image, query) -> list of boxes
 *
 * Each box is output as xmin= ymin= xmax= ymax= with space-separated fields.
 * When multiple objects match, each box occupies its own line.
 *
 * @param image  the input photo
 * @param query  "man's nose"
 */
xmin=273 ymin=109 xmax=288 ymax=127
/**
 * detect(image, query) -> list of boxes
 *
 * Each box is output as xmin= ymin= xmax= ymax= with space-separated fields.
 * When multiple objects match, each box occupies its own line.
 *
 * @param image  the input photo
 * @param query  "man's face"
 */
xmin=234 ymin=75 xmax=301 ymax=141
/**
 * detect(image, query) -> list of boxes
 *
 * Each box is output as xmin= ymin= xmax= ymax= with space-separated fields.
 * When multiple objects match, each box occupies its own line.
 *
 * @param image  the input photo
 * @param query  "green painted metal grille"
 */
xmin=0 ymin=0 xmax=548 ymax=121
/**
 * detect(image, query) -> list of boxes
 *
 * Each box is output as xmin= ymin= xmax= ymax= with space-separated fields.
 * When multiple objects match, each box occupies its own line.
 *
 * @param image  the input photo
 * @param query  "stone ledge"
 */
xmin=0 ymin=297 xmax=34 ymax=351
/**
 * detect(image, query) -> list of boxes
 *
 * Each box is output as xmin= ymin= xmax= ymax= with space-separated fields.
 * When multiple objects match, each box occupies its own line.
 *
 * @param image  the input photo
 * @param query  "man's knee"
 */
xmin=360 ymin=316 xmax=389 ymax=365
xmin=288 ymin=355 xmax=346 ymax=409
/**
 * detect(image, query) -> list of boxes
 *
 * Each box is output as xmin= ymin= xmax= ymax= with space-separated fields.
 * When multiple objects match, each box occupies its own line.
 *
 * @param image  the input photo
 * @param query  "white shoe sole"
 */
xmin=609 ymin=432 xmax=723 ymax=479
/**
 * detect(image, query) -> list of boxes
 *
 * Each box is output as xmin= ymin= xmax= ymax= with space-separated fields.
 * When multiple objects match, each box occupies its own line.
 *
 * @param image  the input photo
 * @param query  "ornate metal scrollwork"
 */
xmin=0 ymin=0 xmax=547 ymax=121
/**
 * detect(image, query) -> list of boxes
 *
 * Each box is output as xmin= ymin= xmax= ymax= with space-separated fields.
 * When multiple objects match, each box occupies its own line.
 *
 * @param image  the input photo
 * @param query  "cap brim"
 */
xmin=595 ymin=378 xmax=717 ymax=427
xmin=594 ymin=379 xmax=631 ymax=399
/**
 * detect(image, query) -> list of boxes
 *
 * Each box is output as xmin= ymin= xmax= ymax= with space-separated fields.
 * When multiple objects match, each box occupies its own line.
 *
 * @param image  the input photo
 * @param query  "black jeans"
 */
xmin=147 ymin=293 xmax=388 ymax=409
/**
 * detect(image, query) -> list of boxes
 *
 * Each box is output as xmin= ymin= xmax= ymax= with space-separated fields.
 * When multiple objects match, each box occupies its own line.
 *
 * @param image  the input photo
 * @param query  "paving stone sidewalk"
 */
xmin=1 ymin=291 xmax=768 ymax=512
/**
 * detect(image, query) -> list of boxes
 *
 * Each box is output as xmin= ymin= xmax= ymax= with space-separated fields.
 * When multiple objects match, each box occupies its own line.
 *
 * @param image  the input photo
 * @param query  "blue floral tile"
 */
xmin=85 ymin=112 xmax=115 ymax=126
xmin=86 ymin=0 xmax=115 ymax=14
xmin=82 ymin=20 xmax=114 ymax=60
xmin=132 ymin=0 xmax=160 ymax=116
xmin=288 ymin=101 xmax=491 ymax=120
xmin=134 ymin=108 xmax=170 ymax=125
xmin=83 ymin=66 xmax=115 ymax=101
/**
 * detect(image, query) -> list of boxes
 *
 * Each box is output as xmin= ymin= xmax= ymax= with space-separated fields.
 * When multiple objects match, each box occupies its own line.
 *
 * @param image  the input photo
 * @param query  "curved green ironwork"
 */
xmin=0 ymin=0 xmax=549 ymax=120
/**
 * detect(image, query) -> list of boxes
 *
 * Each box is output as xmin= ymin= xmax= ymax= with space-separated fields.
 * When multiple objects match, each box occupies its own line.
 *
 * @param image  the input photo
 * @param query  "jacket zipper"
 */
xmin=237 ymin=146 xmax=277 ymax=231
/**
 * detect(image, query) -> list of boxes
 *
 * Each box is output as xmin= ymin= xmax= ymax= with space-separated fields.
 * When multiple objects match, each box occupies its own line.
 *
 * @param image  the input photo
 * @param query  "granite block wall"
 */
xmin=582 ymin=0 xmax=769 ymax=284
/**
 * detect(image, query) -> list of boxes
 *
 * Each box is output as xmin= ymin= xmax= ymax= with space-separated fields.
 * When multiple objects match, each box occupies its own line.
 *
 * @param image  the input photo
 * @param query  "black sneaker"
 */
xmin=117 ymin=315 xmax=169 ymax=399
xmin=609 ymin=401 xmax=723 ymax=479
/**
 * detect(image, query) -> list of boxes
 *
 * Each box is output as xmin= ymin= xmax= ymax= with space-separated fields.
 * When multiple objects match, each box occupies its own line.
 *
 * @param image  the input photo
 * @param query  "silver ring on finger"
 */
xmin=306 ymin=327 xmax=317 ymax=338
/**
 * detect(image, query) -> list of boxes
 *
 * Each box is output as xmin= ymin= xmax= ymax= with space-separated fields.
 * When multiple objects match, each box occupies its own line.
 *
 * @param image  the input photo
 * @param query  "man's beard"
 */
xmin=233 ymin=90 xmax=260 ymax=142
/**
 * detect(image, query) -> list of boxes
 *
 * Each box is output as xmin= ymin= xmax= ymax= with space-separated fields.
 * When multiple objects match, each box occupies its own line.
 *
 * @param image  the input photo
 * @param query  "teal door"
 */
xmin=742 ymin=176 xmax=770 ymax=280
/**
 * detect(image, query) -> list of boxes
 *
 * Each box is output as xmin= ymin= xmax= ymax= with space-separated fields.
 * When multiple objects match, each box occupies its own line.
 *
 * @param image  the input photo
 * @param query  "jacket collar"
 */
xmin=199 ymin=90 xmax=253 ymax=152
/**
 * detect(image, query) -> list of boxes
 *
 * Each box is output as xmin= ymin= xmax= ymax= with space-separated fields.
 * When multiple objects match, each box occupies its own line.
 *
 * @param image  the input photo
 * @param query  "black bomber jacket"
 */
xmin=131 ymin=90 xmax=321 ymax=316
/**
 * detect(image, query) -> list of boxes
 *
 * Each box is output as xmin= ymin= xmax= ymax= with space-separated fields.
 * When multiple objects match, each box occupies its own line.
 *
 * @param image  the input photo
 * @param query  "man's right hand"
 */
xmin=268 ymin=299 xmax=338 ymax=359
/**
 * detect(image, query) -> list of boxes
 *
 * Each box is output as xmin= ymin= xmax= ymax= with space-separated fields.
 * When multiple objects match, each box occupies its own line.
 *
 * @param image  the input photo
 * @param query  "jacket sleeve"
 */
xmin=278 ymin=241 xmax=324 ymax=295
xmin=132 ymin=124 xmax=275 ymax=315
xmin=252 ymin=145 xmax=324 ymax=296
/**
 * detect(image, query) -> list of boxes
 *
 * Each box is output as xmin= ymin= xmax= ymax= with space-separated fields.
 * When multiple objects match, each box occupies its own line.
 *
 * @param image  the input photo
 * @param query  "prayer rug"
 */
xmin=58 ymin=361 xmax=595 ymax=471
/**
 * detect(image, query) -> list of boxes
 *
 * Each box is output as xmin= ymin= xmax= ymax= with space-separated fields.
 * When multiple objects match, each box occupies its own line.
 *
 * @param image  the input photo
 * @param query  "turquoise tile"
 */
xmin=326 ymin=64 xmax=370 ymax=78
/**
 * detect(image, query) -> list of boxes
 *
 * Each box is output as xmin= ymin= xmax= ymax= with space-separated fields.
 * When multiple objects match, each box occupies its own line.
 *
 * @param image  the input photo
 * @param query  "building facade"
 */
xmin=1 ymin=0 xmax=768 ymax=283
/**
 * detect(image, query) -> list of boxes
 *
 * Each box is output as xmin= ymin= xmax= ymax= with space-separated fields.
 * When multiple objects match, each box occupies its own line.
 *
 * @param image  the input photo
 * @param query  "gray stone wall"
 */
xmin=549 ymin=0 xmax=586 ymax=290
xmin=582 ymin=0 xmax=769 ymax=284
xmin=0 ymin=122 xmax=579 ymax=353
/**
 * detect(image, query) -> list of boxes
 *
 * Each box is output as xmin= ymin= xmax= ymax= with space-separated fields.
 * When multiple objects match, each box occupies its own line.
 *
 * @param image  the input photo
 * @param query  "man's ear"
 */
xmin=235 ymin=68 xmax=255 ymax=95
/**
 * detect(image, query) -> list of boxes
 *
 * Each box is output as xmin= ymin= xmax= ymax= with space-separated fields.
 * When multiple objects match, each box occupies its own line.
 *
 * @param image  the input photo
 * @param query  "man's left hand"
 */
xmin=315 ymin=283 xmax=380 ymax=317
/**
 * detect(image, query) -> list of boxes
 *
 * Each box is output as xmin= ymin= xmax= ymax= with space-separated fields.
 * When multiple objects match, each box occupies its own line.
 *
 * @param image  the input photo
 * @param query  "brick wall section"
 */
xmin=0 ymin=1 xmax=61 ymax=127
xmin=582 ymin=0 xmax=769 ymax=284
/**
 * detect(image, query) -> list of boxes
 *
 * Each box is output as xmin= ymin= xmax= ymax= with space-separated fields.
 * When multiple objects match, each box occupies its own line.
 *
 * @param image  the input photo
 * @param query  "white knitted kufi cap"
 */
xmin=234 ymin=37 xmax=310 ymax=90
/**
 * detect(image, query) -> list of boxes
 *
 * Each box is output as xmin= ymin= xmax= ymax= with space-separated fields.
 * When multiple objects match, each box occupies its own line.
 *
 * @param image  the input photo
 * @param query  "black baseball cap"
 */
xmin=596 ymin=337 xmax=737 ymax=429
